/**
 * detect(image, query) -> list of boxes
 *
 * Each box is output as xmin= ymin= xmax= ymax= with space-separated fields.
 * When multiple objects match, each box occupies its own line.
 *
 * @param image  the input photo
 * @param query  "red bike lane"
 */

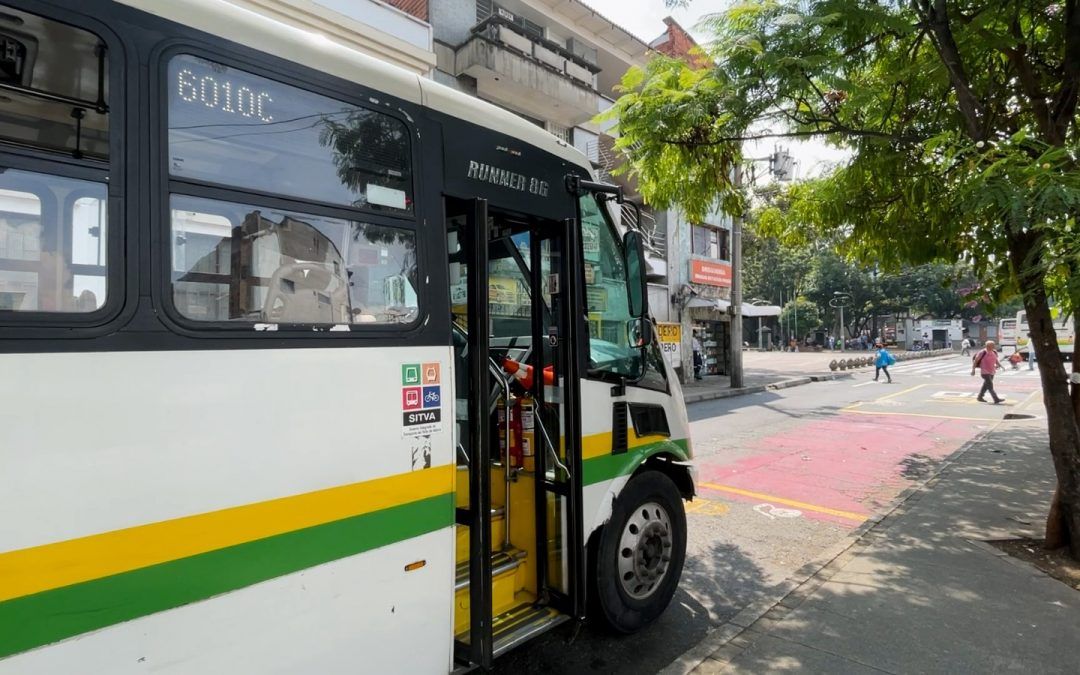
xmin=692 ymin=376 xmax=1044 ymax=528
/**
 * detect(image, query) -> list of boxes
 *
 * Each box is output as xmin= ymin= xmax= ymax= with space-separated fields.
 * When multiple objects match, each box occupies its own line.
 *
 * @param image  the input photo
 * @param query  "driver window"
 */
xmin=579 ymin=195 xmax=643 ymax=378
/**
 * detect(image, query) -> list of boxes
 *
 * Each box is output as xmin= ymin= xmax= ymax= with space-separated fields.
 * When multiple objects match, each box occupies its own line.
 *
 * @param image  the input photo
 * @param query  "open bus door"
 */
xmin=448 ymin=196 xmax=585 ymax=669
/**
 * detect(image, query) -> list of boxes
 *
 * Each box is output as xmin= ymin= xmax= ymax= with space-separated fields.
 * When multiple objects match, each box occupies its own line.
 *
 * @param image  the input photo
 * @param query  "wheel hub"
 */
xmin=617 ymin=501 xmax=674 ymax=600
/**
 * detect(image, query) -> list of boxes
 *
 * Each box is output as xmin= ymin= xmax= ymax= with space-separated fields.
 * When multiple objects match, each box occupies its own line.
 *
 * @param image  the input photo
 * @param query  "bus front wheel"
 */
xmin=594 ymin=470 xmax=687 ymax=634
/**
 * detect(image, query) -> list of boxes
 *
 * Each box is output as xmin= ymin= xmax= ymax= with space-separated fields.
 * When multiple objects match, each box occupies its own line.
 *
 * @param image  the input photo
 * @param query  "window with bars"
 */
xmin=477 ymin=0 xmax=545 ymax=41
xmin=545 ymin=122 xmax=571 ymax=144
xmin=691 ymin=224 xmax=730 ymax=261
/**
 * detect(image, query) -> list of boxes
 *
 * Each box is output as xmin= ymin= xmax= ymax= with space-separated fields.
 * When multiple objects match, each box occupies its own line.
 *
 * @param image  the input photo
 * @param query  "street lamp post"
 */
xmin=830 ymin=292 xmax=852 ymax=352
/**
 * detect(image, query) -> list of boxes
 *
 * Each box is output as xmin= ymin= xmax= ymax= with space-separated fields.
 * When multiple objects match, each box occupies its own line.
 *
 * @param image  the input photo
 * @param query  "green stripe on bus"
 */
xmin=582 ymin=438 xmax=690 ymax=486
xmin=0 ymin=493 xmax=453 ymax=659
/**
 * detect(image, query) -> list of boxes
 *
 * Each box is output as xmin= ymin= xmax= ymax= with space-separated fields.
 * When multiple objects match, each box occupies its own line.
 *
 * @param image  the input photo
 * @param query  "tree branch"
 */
xmin=915 ymin=0 xmax=985 ymax=140
xmin=660 ymin=126 xmax=924 ymax=147
xmin=1005 ymin=40 xmax=1054 ymax=141
xmin=1050 ymin=0 xmax=1080 ymax=144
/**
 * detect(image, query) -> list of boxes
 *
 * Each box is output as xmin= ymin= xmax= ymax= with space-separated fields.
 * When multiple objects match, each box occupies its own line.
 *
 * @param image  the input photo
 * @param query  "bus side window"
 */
xmin=70 ymin=195 xmax=108 ymax=311
xmin=0 ymin=173 xmax=108 ymax=313
xmin=579 ymin=194 xmax=644 ymax=380
xmin=0 ymin=6 xmax=113 ymax=318
xmin=636 ymin=332 xmax=669 ymax=392
xmin=170 ymin=195 xmax=418 ymax=325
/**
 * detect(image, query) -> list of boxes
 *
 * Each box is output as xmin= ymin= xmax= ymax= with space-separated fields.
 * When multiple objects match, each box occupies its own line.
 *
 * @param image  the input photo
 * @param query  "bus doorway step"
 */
xmin=491 ymin=605 xmax=568 ymax=659
xmin=454 ymin=605 xmax=569 ymax=664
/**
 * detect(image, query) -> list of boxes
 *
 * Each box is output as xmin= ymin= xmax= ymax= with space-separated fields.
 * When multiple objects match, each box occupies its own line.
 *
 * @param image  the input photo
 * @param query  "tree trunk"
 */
xmin=1046 ymin=277 xmax=1080 ymax=550
xmin=1012 ymin=252 xmax=1080 ymax=559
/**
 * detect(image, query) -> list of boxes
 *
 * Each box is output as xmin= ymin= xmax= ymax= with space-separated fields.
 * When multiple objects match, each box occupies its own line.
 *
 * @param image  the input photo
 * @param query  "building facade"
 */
xmin=429 ymin=0 xmax=689 ymax=374
xmin=225 ymin=0 xmax=436 ymax=74
xmin=647 ymin=18 xmax=738 ymax=379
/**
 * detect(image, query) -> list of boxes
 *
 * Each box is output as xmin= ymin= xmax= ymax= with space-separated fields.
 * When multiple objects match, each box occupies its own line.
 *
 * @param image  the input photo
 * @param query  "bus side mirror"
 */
xmin=627 ymin=317 xmax=653 ymax=348
xmin=622 ymin=229 xmax=648 ymax=319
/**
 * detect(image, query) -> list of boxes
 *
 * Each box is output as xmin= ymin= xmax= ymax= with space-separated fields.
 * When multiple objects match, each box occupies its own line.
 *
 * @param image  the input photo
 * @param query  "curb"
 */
xmin=682 ymin=373 xmax=849 ymax=405
xmin=681 ymin=353 xmax=959 ymax=405
xmin=660 ymin=417 xmax=1006 ymax=675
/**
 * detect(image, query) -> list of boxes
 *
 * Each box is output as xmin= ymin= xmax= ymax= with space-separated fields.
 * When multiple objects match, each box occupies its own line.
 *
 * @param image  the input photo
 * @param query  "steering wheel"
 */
xmin=262 ymin=262 xmax=348 ymax=323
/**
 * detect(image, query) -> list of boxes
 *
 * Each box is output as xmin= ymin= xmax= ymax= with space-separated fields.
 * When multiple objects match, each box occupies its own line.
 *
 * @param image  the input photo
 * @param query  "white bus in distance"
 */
xmin=1016 ymin=308 xmax=1074 ymax=361
xmin=998 ymin=318 xmax=1017 ymax=350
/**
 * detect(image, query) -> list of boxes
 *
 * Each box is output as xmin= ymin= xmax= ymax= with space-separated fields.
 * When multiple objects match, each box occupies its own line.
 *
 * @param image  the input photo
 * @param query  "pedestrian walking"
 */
xmin=1027 ymin=332 xmax=1036 ymax=371
xmin=873 ymin=340 xmax=894 ymax=383
xmin=961 ymin=338 xmax=971 ymax=356
xmin=692 ymin=332 xmax=704 ymax=380
xmin=970 ymin=340 xmax=1005 ymax=404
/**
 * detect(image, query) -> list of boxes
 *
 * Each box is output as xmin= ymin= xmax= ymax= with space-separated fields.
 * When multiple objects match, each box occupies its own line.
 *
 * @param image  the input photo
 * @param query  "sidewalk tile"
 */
xmin=714 ymin=423 xmax=1080 ymax=675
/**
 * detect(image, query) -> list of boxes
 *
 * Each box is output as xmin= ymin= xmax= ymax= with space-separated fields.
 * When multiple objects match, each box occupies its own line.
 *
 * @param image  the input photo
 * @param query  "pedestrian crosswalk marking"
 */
xmin=883 ymin=360 xmax=1042 ymax=378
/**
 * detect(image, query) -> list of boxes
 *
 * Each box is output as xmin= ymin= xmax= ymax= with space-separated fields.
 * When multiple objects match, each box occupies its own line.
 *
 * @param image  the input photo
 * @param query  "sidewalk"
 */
xmin=681 ymin=351 xmax=957 ymax=404
xmin=680 ymin=371 xmax=842 ymax=404
xmin=672 ymin=422 xmax=1080 ymax=674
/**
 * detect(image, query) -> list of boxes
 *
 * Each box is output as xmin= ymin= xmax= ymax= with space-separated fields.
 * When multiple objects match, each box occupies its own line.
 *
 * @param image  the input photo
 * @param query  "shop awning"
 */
xmin=743 ymin=304 xmax=782 ymax=317
xmin=687 ymin=298 xmax=781 ymax=317
xmin=687 ymin=297 xmax=729 ymax=310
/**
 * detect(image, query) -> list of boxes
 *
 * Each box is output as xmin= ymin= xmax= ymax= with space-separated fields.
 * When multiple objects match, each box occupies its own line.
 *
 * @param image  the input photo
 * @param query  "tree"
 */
xmin=609 ymin=1 xmax=1080 ymax=554
xmin=779 ymin=297 xmax=821 ymax=341
xmin=742 ymin=227 xmax=813 ymax=308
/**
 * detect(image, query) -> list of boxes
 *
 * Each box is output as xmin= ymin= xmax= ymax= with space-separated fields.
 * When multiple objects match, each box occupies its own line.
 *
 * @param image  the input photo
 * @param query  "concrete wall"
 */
xmin=431 ymin=0 xmax=476 ymax=46
xmin=458 ymin=35 xmax=598 ymax=126
xmin=314 ymin=0 xmax=432 ymax=52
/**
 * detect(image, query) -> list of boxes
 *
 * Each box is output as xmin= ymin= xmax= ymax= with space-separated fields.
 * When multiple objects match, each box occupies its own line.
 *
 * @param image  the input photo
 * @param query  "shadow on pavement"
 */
xmin=724 ymin=424 xmax=1080 ymax=674
xmin=492 ymin=540 xmax=773 ymax=674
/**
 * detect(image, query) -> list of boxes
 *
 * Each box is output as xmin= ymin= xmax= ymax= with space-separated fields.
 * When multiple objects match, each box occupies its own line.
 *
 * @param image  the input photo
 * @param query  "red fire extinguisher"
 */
xmin=497 ymin=395 xmax=524 ymax=469
xmin=508 ymin=396 xmax=524 ymax=469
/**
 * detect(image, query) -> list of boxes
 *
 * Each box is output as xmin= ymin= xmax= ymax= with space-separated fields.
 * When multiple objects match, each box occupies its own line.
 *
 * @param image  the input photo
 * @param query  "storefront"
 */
xmin=685 ymin=258 xmax=734 ymax=376
xmin=692 ymin=315 xmax=731 ymax=375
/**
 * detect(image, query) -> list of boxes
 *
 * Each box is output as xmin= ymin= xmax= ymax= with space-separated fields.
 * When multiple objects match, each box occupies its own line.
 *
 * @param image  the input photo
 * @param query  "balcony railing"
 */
xmin=469 ymin=15 xmax=600 ymax=89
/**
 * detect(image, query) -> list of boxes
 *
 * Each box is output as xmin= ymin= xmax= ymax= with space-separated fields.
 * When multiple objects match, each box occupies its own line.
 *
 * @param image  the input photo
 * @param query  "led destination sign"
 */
xmin=177 ymin=68 xmax=274 ymax=123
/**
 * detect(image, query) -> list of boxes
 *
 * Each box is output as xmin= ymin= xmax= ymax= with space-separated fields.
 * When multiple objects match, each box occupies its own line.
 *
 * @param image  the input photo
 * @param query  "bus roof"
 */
xmin=116 ymin=0 xmax=594 ymax=171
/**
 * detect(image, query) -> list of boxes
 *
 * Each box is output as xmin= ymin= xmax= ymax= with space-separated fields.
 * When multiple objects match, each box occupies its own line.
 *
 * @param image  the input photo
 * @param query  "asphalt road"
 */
xmin=492 ymin=356 xmax=1046 ymax=674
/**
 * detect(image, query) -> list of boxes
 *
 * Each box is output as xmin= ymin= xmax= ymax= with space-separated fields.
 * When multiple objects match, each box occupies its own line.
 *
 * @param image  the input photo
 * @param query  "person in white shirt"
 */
xmin=692 ymin=334 xmax=704 ymax=380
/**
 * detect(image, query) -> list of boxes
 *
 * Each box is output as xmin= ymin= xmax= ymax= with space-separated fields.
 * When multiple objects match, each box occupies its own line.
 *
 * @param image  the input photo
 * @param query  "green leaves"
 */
xmin=607 ymin=0 xmax=1077 ymax=312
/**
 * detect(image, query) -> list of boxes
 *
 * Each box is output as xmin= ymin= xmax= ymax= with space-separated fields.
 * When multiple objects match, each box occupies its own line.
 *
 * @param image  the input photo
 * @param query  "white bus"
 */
xmin=998 ymin=318 xmax=1017 ymax=350
xmin=0 ymin=1 xmax=695 ymax=672
xmin=1017 ymin=308 xmax=1074 ymax=360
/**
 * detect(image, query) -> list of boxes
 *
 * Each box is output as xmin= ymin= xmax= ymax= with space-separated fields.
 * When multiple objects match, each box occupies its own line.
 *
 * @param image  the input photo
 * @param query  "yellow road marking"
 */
xmin=0 ymin=464 xmax=455 ymax=603
xmin=699 ymin=482 xmax=867 ymax=523
xmin=874 ymin=383 xmax=928 ymax=402
xmin=842 ymin=408 xmax=1018 ymax=422
xmin=684 ymin=498 xmax=730 ymax=516
xmin=1018 ymin=388 xmax=1044 ymax=410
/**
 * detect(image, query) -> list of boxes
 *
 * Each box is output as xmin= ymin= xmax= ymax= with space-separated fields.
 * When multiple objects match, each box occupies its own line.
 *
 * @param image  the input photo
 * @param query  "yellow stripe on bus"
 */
xmin=581 ymin=431 xmax=671 ymax=460
xmin=0 ymin=464 xmax=454 ymax=603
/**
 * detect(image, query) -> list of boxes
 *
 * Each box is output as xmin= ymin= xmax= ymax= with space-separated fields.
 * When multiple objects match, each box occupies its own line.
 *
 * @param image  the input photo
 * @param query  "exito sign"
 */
xmin=690 ymin=259 xmax=732 ymax=287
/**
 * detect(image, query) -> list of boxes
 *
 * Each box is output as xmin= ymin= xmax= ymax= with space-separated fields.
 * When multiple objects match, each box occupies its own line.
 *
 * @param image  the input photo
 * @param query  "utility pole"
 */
xmin=731 ymin=146 xmax=792 ymax=380
xmin=730 ymin=163 xmax=744 ymax=388
xmin=793 ymin=283 xmax=798 ymax=347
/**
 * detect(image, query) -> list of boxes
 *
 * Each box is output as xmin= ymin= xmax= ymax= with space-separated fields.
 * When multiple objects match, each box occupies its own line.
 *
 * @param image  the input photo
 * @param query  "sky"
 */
xmin=579 ymin=0 xmax=726 ymax=45
xmin=582 ymin=0 xmax=849 ymax=180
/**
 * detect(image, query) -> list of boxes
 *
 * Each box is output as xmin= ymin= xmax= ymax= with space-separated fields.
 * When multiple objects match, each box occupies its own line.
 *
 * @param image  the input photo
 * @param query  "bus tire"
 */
xmin=594 ymin=470 xmax=687 ymax=634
